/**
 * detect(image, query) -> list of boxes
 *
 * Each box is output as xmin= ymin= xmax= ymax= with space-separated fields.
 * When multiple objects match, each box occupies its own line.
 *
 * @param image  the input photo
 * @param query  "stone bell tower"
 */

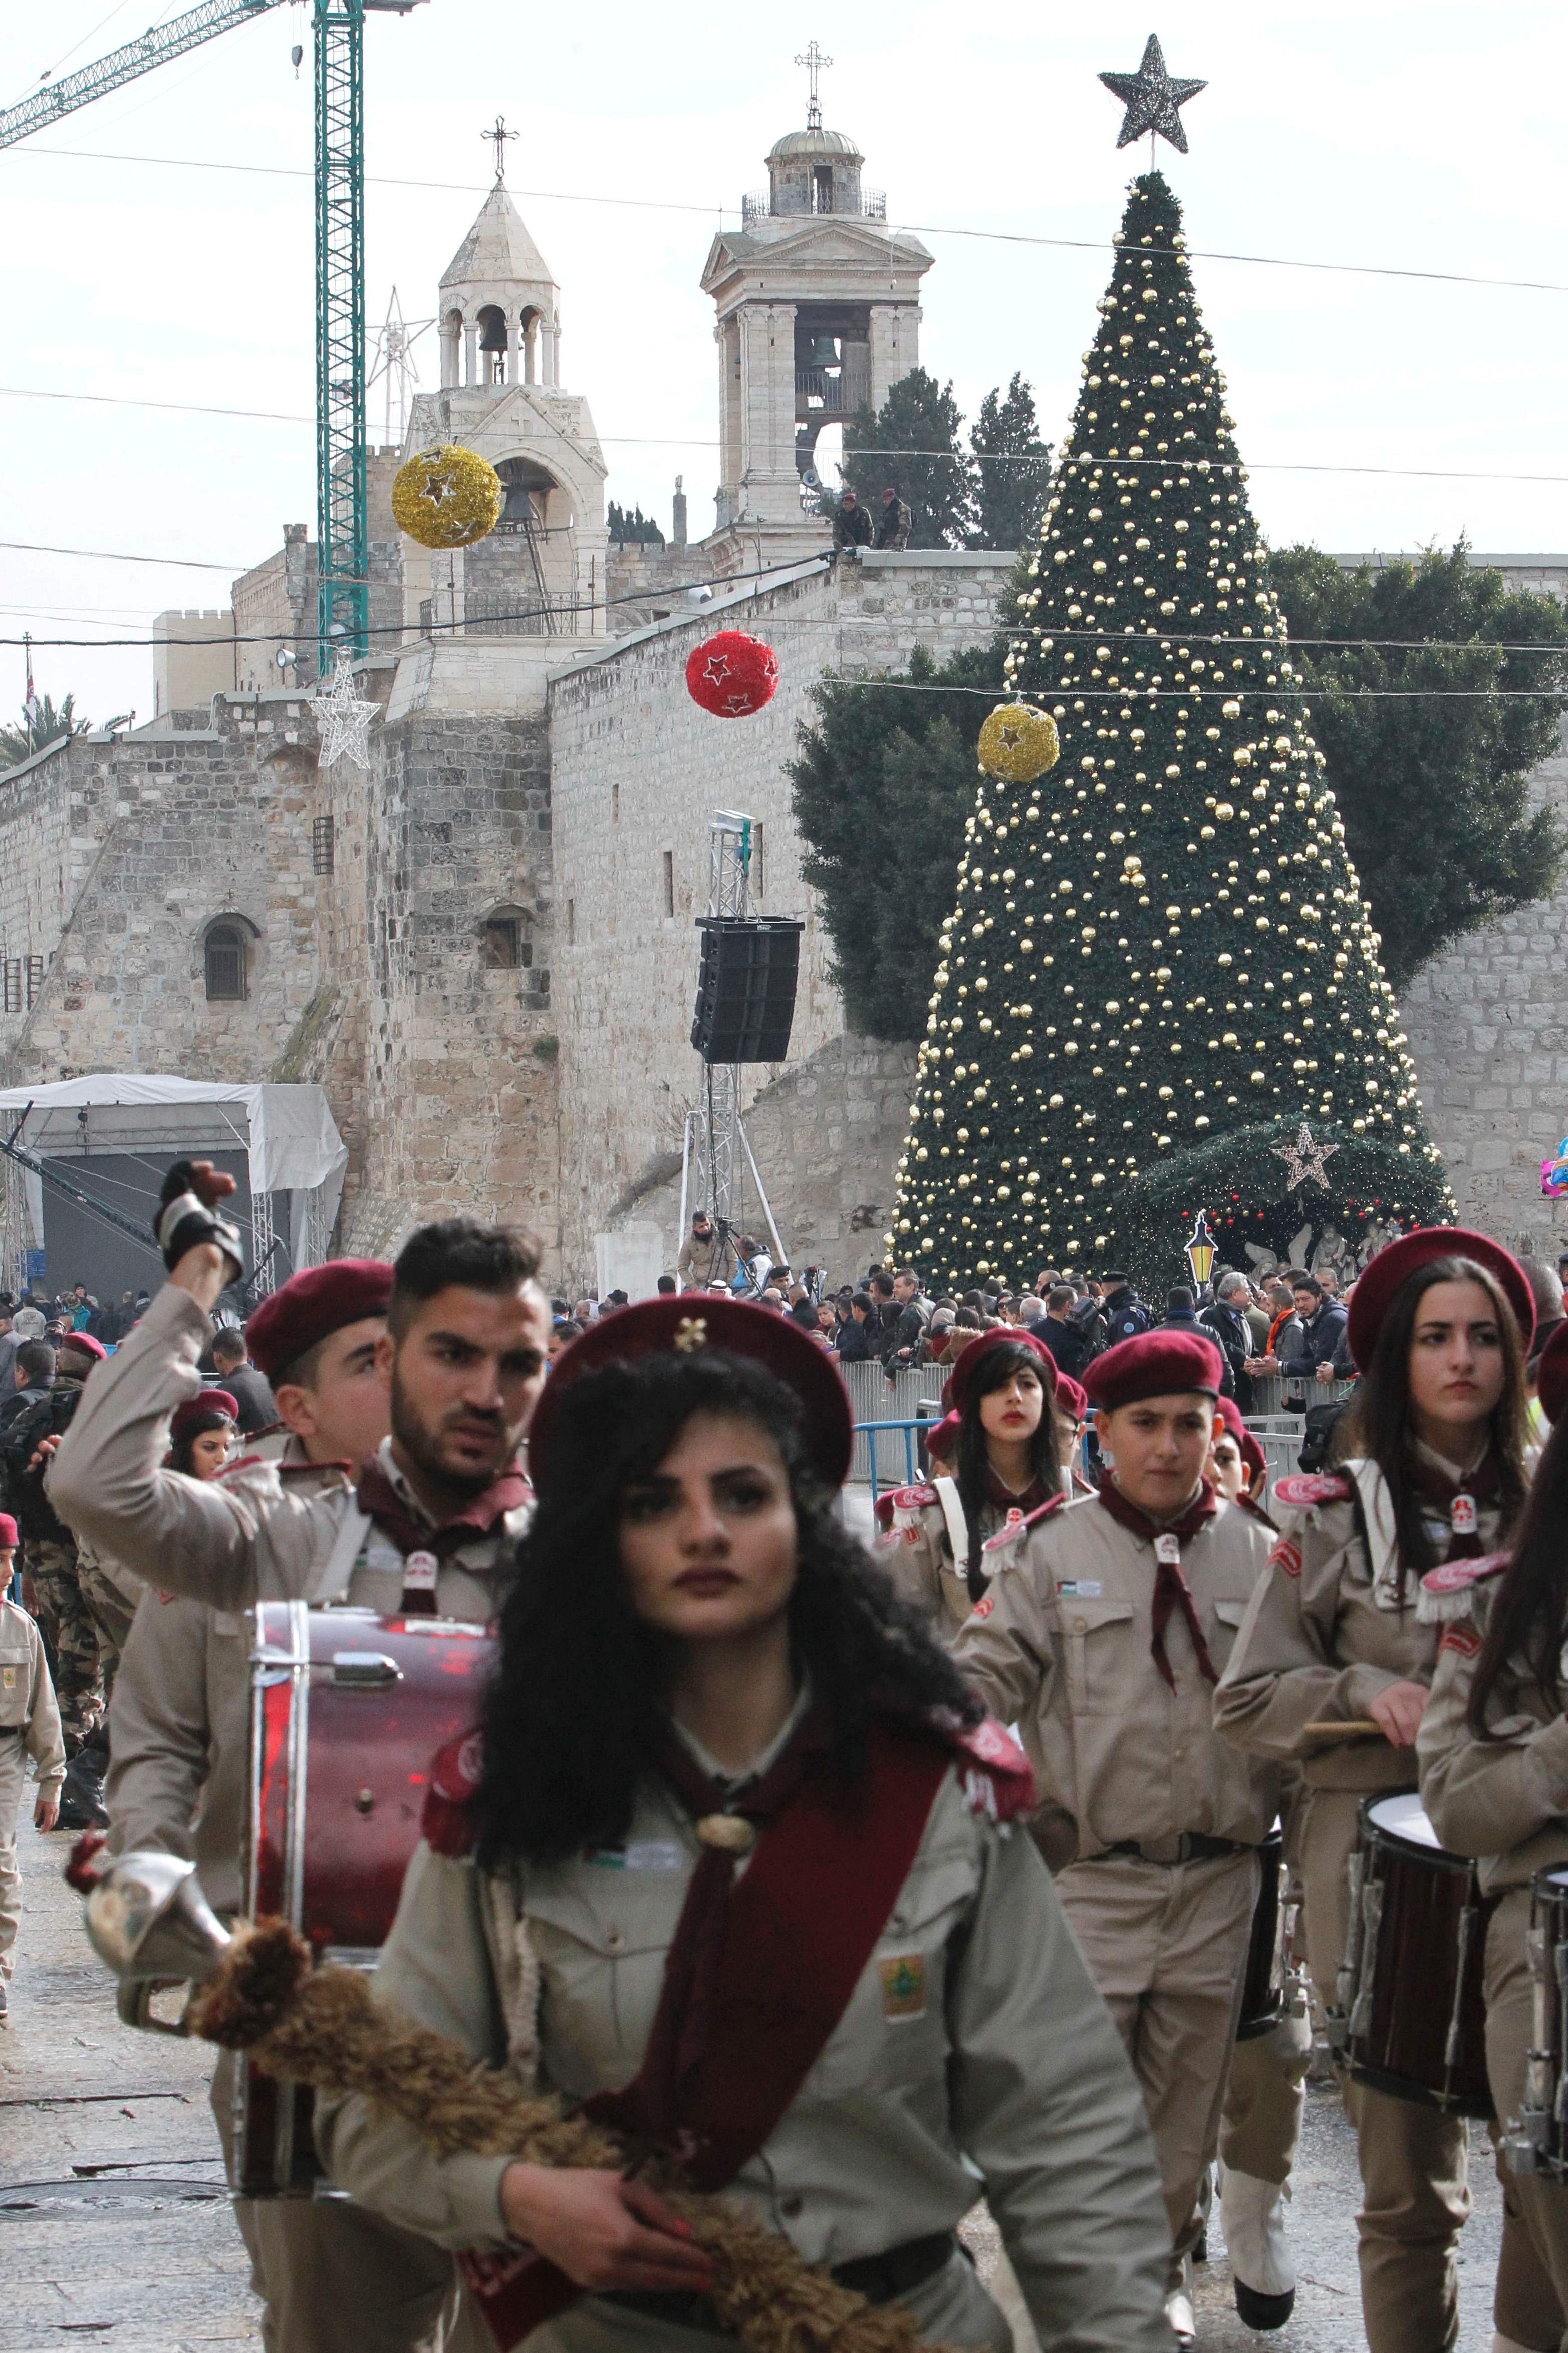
xmin=699 ymin=49 xmax=933 ymax=576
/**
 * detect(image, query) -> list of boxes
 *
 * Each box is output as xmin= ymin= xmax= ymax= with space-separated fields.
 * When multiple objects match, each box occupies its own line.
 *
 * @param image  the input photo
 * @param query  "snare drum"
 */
xmin=1237 ymin=1825 xmax=1287 ymax=2041
xmin=1500 ymin=1866 xmax=1568 ymax=2181
xmin=230 ymin=1600 xmax=497 ymax=2195
xmin=1337 ymin=1787 xmax=1493 ymax=2117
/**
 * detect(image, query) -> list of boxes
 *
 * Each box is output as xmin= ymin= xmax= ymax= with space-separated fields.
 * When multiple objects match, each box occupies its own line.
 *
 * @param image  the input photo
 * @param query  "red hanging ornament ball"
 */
xmin=685 ymin=629 xmax=779 ymax=718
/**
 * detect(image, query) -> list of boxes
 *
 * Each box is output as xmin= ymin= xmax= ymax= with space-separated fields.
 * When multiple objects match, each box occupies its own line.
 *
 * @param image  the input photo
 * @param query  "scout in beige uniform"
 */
xmin=953 ymin=1327 xmax=1276 ymax=2343
xmin=876 ymin=1328 xmax=1065 ymax=1641
xmin=317 ymin=1296 xmax=1174 ymax=2353
xmin=56 ymin=1178 xmax=549 ymax=2353
xmin=1418 ymin=1319 xmax=1568 ymax=2345
xmin=0 ymin=1512 xmax=64 ymax=2023
xmin=1217 ymin=1227 xmax=1547 ymax=2353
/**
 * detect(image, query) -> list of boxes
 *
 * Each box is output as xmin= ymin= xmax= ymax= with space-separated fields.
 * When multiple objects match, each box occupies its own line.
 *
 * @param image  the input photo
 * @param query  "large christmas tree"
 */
xmin=891 ymin=172 xmax=1451 ymax=1289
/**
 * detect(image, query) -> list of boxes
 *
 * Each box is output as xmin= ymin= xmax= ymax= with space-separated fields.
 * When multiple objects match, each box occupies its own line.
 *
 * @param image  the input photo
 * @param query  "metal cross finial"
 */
xmin=794 ymin=40 xmax=832 ymax=130
xmin=482 ymin=114 xmax=518 ymax=184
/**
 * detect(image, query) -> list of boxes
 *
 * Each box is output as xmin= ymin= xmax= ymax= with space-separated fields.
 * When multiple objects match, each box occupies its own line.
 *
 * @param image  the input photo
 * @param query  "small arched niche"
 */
xmin=203 ymin=913 xmax=259 ymax=1003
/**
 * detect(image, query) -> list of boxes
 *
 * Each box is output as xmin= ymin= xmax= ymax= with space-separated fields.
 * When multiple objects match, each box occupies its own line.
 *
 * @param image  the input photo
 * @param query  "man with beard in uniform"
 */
xmin=50 ymin=1167 xmax=551 ymax=2352
xmin=102 ymin=1258 xmax=453 ymax=2353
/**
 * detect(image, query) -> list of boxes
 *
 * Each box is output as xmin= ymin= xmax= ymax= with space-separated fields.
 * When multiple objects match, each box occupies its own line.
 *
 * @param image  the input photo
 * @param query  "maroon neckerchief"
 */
xmin=353 ymin=1455 xmax=529 ymax=1614
xmin=458 ymin=1708 xmax=954 ymax=2349
xmin=983 ymin=1464 xmax=1054 ymax=1520
xmin=1407 ymin=1449 xmax=1501 ymax=1562
xmin=1096 ymin=1472 xmax=1221 ymax=1688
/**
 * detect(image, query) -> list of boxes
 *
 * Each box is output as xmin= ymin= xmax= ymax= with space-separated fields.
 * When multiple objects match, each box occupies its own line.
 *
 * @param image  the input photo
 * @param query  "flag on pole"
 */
xmin=23 ymin=633 xmax=38 ymax=730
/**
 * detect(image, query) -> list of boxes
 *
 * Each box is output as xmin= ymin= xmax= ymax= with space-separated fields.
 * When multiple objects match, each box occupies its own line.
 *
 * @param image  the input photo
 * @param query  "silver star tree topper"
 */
xmin=1271 ymin=1123 xmax=1341 ymax=1193
xmin=1099 ymin=34 xmax=1206 ymax=154
xmin=310 ymin=653 xmax=379 ymax=769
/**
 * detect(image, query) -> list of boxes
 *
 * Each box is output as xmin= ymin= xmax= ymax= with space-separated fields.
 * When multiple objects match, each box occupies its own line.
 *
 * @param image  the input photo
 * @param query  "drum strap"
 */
xmin=932 ymin=1476 xmax=970 ymax=1573
xmin=309 ymin=1503 xmax=372 ymax=1605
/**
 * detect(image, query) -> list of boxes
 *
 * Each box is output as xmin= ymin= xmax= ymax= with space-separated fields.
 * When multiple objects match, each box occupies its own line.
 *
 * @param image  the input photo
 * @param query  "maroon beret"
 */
xmin=939 ymin=1326 xmax=1058 ymax=1418
xmin=172 ymin=1390 xmax=237 ymax=1438
xmin=1216 ymin=1393 xmax=1267 ymax=1486
xmin=923 ymin=1408 xmax=960 ymax=1463
xmin=58 ymin=1331 xmax=106 ymax=1364
xmin=528 ymin=1294 xmax=854 ymax=1490
xmin=0 ymin=1513 xmax=17 ymax=1548
xmin=1055 ymin=1373 xmax=1088 ymax=1426
xmin=1535 ymin=1322 xmax=1568 ymax=1427
xmin=245 ymin=1259 xmax=394 ymax=1381
xmin=1084 ymin=1329 xmax=1224 ymax=1411
xmin=1346 ymin=1227 xmax=1534 ymax=1372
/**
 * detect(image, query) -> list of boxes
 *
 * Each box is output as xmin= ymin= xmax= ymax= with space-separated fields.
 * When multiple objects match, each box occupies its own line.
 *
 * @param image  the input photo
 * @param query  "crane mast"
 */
xmin=0 ymin=0 xmax=425 ymax=669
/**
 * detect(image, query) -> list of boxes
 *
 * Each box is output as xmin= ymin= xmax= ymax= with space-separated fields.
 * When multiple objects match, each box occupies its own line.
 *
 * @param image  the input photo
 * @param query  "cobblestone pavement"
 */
xmin=1 ymin=1809 xmax=1507 ymax=2350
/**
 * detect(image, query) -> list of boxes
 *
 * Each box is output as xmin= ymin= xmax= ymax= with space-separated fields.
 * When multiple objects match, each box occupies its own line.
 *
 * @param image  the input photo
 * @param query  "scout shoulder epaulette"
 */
xmin=1418 ymin=1550 xmax=1511 ymax=1625
xmin=982 ymin=1490 xmax=1067 ymax=1554
xmin=421 ymin=1728 xmax=484 ymax=1857
xmin=874 ymin=1481 xmax=939 ymax=1531
xmin=1272 ymin=1471 xmax=1352 ymax=1510
xmin=945 ymin=1714 xmax=1035 ymax=1824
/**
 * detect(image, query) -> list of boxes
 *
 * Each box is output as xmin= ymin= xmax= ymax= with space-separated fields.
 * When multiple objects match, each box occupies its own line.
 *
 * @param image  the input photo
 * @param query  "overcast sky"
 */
xmin=4 ymin=0 xmax=1566 ymax=722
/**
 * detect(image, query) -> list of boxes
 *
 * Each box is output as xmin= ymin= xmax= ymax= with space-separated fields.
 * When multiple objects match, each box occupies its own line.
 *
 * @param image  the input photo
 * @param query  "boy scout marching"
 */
xmin=26 ymin=1166 xmax=1568 ymax=2353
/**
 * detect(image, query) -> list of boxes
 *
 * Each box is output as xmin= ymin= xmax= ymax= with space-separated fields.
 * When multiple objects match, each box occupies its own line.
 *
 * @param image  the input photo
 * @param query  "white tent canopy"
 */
xmin=0 ymin=1076 xmax=347 ymax=1288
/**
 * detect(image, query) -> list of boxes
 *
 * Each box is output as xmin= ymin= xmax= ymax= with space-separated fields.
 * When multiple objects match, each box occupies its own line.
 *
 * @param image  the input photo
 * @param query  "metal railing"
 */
xmin=794 ymin=367 xmax=870 ymax=415
xmin=741 ymin=188 xmax=887 ymax=229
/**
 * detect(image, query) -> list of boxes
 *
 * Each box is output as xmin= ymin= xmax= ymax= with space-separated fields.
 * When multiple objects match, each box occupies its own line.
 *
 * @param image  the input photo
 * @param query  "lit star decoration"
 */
xmin=309 ymin=654 xmax=379 ymax=769
xmin=1271 ymin=1122 xmax=1340 ymax=1192
xmin=1099 ymin=35 xmax=1207 ymax=155
xmin=886 ymin=166 xmax=1452 ymax=1291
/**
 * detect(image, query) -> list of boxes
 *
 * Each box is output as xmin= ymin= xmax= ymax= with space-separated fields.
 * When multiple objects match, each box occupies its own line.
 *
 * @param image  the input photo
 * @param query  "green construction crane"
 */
xmin=0 ymin=0 xmax=425 ymax=665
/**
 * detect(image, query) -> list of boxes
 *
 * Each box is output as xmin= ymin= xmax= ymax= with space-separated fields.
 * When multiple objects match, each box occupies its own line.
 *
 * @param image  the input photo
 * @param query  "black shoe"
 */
xmin=1234 ymin=2279 xmax=1295 ymax=2331
xmin=56 ymin=1747 xmax=108 ymax=1830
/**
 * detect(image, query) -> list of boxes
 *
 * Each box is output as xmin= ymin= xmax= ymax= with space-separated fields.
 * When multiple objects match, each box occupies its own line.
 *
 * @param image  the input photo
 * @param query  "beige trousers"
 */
xmin=1221 ymin=2004 xmax=1313 ymax=2183
xmin=1056 ymin=1847 xmax=1257 ymax=2293
xmin=0 ymin=1736 xmax=25 ymax=1974
xmin=1300 ymin=1784 xmax=1564 ymax=2353
xmin=209 ymin=2048 xmax=458 ymax=2353
xmin=1485 ymin=1887 xmax=1568 ymax=2351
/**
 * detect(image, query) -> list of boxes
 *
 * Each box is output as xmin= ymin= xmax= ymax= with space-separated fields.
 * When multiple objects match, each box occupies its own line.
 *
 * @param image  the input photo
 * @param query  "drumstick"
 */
xmin=1301 ymin=1718 xmax=1384 ymax=1739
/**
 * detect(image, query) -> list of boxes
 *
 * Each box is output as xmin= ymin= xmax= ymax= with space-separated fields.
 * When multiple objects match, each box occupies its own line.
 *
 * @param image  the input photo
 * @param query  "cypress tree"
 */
xmin=891 ymin=171 xmax=1450 ymax=1289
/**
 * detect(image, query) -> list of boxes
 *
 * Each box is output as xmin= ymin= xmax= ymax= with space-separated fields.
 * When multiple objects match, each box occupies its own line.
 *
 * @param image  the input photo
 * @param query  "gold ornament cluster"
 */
xmin=977 ymin=701 xmax=1060 ymax=784
xmin=391 ymin=444 xmax=504 ymax=550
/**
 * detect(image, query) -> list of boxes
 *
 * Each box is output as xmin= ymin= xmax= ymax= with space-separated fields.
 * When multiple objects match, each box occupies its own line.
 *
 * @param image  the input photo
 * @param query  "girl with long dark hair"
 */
xmin=876 ymin=1329 xmax=1063 ymax=1638
xmin=1216 ymin=1229 xmax=1536 ymax=2353
xmin=1419 ymin=1319 xmax=1568 ymax=2322
xmin=166 ymin=1391 xmax=237 ymax=1480
xmin=315 ymin=1298 xmax=1172 ymax=2353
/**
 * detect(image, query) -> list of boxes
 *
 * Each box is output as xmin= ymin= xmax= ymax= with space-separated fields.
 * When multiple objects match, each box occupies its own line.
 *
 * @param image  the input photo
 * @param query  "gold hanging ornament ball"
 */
xmin=391 ymin=443 xmax=504 ymax=550
xmin=977 ymin=701 xmax=1060 ymax=785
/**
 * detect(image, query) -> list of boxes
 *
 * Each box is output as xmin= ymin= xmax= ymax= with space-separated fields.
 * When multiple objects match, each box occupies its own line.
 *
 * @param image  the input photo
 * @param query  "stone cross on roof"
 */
xmin=794 ymin=41 xmax=832 ymax=131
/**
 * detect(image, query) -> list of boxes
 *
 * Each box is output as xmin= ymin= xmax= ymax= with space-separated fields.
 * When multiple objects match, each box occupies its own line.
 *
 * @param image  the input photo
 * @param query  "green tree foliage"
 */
xmin=841 ymin=368 xmax=974 ymax=547
xmin=789 ymin=644 xmax=1005 ymax=1037
xmin=606 ymin=501 xmax=665 ymax=547
xmin=1267 ymin=543 xmax=1568 ymax=987
xmin=0 ymin=692 xmax=89 ymax=768
xmin=970 ymin=374 xmax=1053 ymax=553
xmin=890 ymin=172 xmax=1449 ymax=1289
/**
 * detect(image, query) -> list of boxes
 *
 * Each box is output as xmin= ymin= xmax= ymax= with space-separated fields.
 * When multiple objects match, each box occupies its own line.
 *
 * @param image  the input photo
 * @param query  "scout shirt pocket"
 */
xmin=1208 ymin=1597 xmax=1251 ymax=1676
xmin=525 ymin=1849 xmax=690 ymax=2097
xmin=0 ymin=1631 xmax=30 ymax=1730
xmin=805 ymin=1841 xmax=979 ymax=2100
xmin=1060 ymin=1594 xmax=1137 ymax=1714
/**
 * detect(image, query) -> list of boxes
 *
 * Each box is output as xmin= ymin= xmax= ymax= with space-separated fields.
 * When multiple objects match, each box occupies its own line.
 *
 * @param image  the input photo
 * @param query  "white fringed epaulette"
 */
xmin=1418 ymin=1551 xmax=1511 ymax=1625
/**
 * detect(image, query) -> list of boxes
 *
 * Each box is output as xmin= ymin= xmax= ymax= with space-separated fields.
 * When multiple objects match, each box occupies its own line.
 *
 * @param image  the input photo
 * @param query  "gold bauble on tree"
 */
xmin=391 ymin=444 xmax=504 ymax=550
xmin=977 ymin=701 xmax=1060 ymax=784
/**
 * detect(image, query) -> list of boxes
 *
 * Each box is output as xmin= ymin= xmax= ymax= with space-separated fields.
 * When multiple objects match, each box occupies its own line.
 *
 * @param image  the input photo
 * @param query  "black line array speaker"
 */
xmin=690 ymin=917 xmax=806 ymax=1064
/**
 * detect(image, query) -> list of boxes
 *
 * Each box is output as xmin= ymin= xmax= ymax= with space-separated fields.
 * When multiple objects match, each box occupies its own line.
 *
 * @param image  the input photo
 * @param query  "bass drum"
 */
xmin=229 ymin=1600 xmax=497 ymax=2196
xmin=1501 ymin=1865 xmax=1568 ymax=2181
xmin=1340 ymin=1786 xmax=1493 ymax=2118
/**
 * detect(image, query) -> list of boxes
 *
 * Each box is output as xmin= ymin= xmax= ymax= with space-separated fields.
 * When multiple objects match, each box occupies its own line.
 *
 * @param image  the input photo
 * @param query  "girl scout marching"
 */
xmin=42 ymin=1161 xmax=1568 ymax=2353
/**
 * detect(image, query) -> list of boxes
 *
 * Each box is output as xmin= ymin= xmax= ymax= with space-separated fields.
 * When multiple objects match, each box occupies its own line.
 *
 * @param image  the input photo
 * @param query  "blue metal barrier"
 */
xmin=856 ymin=1418 xmax=928 ymax=1505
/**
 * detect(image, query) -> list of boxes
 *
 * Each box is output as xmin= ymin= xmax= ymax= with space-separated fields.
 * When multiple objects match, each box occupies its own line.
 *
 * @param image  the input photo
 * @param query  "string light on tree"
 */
xmin=889 ymin=134 xmax=1450 ymax=1288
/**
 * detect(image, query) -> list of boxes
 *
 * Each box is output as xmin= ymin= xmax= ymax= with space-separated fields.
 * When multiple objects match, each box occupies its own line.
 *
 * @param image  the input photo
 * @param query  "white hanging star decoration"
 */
xmin=310 ymin=653 xmax=379 ymax=768
xmin=1271 ymin=1122 xmax=1340 ymax=1192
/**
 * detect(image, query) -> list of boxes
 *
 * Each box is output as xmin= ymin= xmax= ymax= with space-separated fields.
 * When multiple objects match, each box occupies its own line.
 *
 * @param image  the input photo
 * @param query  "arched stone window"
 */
xmin=203 ymin=916 xmax=254 ymax=1002
xmin=480 ymin=904 xmax=532 ymax=970
xmin=477 ymin=304 xmax=508 ymax=385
